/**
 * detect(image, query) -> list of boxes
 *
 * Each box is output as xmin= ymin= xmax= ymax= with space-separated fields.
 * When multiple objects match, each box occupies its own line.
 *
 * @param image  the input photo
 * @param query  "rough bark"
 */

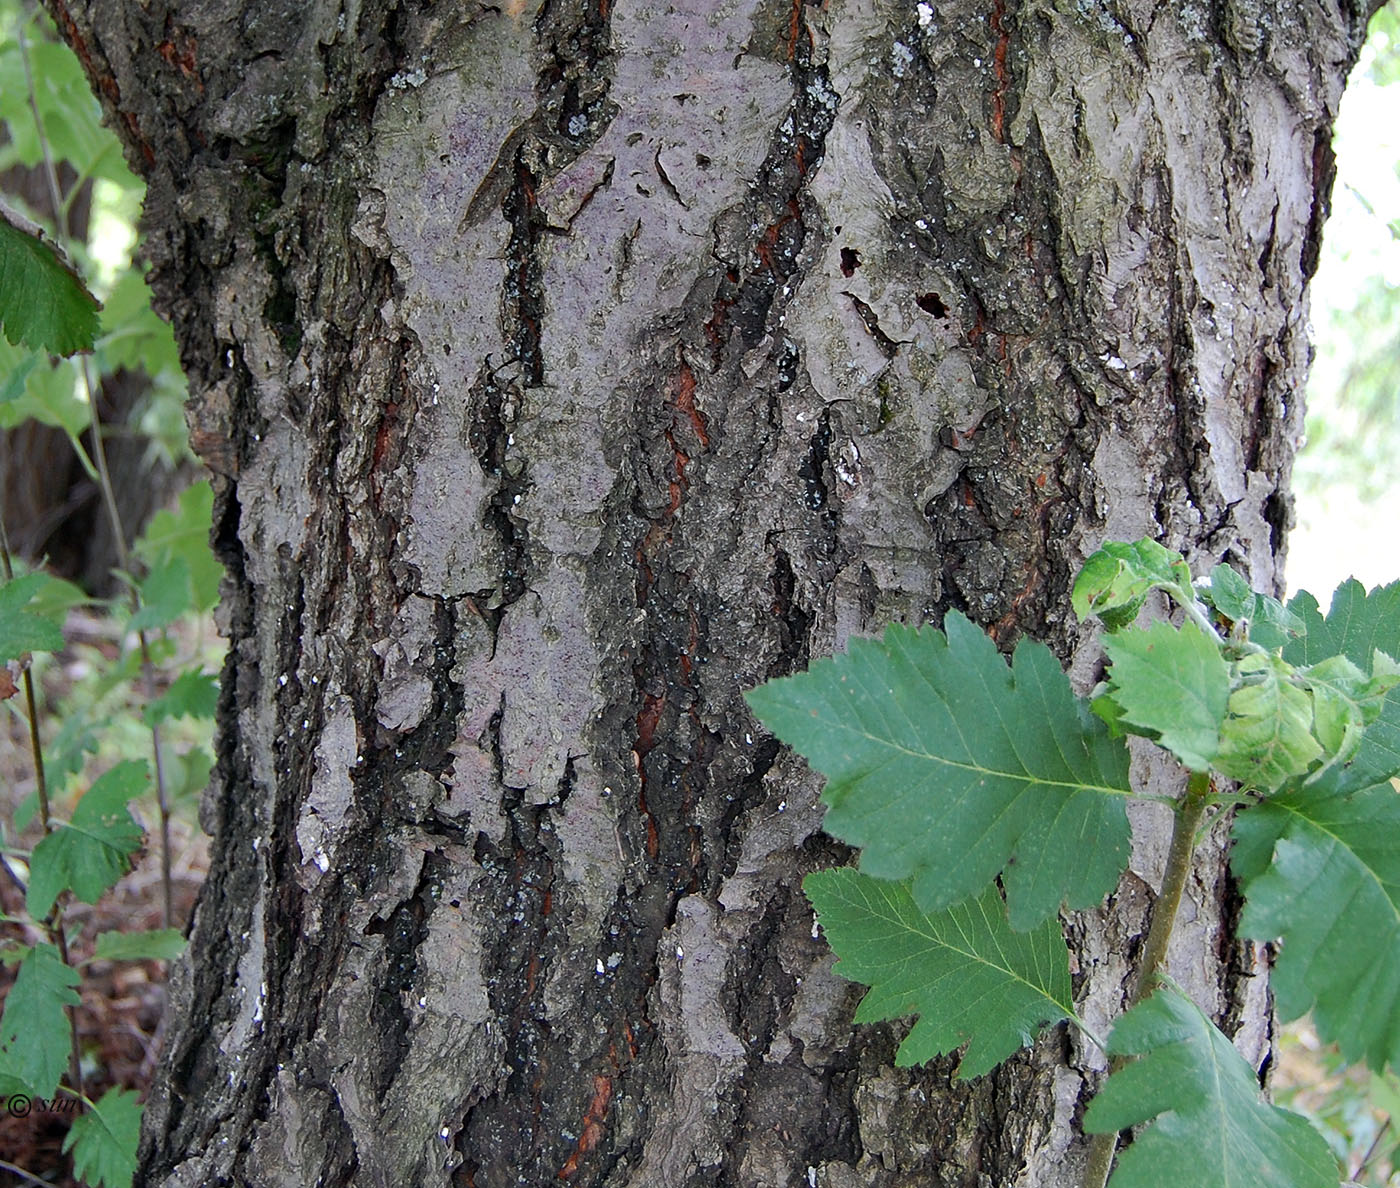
xmin=51 ymin=0 xmax=1375 ymax=1185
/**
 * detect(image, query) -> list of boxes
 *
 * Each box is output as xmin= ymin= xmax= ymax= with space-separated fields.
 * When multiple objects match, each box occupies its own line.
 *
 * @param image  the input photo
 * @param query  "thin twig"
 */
xmin=0 ymin=1157 xmax=54 ymax=1188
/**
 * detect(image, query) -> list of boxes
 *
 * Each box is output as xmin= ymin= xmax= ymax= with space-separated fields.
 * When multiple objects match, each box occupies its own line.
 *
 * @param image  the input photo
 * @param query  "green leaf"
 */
xmin=0 ymin=348 xmax=38 ymax=403
xmin=133 ymin=482 xmax=220 ymax=613
xmin=1204 ymin=565 xmax=1304 ymax=650
xmin=1072 ymin=539 xmax=1195 ymax=629
xmin=1298 ymin=653 xmax=1400 ymax=777
xmin=26 ymin=761 xmax=148 ymax=919
xmin=1103 ymin=620 xmax=1229 ymax=771
xmin=1083 ymin=986 xmax=1337 ymax=1188
xmin=0 ymin=571 xmax=65 ymax=660
xmin=0 ymin=942 xmax=80 ymax=1099
xmin=64 ymin=1086 xmax=141 ymax=1188
xmin=163 ymin=744 xmax=214 ymax=804
xmin=1206 ymin=563 xmax=1257 ymax=622
xmin=0 ymin=209 xmax=100 ymax=354
xmin=127 ymin=557 xmax=192 ymax=635
xmin=144 ymin=668 xmax=218 ymax=726
xmin=1213 ymin=654 xmax=1321 ymax=794
xmin=1285 ymin=579 xmax=1400 ymax=668
xmin=0 ymin=338 xmax=87 ymax=434
xmin=746 ymin=616 xmax=1132 ymax=928
xmin=1285 ymin=580 xmax=1400 ymax=796
xmin=95 ymin=266 xmax=182 ymax=380
xmin=1233 ymin=780 xmax=1400 ymax=1072
xmin=805 ymin=871 xmax=1074 ymax=1075
xmin=93 ymin=928 xmax=186 ymax=962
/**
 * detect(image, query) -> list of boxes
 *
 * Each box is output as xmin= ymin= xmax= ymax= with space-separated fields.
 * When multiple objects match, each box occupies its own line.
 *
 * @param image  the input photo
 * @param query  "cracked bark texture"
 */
xmin=50 ymin=0 xmax=1376 ymax=1185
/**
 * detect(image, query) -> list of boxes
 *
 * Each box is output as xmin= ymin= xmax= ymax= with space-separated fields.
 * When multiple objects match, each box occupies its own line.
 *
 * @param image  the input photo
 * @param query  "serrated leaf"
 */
xmin=1206 ymin=563 xmax=1257 ymax=622
xmin=0 ymin=571 xmax=65 ymax=660
xmin=1073 ymin=539 xmax=1195 ymax=629
xmin=1285 ymin=581 xmax=1400 ymax=796
xmin=127 ymin=557 xmax=192 ymax=635
xmin=0 ymin=338 xmax=87 ymax=434
xmin=1204 ymin=565 xmax=1304 ymax=650
xmin=1299 ymin=654 xmax=1400 ymax=777
xmin=26 ymin=761 xmax=147 ymax=919
xmin=64 ymin=1086 xmax=141 ymax=1188
xmin=1103 ymin=620 xmax=1229 ymax=771
xmin=1233 ymin=780 xmax=1400 ymax=1072
xmin=93 ymin=928 xmax=186 ymax=962
xmin=1083 ymin=986 xmax=1337 ymax=1188
xmin=805 ymin=870 xmax=1074 ymax=1075
xmin=1213 ymin=654 xmax=1321 ymax=793
xmin=0 ymin=209 xmax=100 ymax=354
xmin=143 ymin=668 xmax=218 ymax=726
xmin=0 ymin=942 xmax=80 ymax=1099
xmin=747 ymin=616 xmax=1132 ymax=928
xmin=133 ymin=482 xmax=220 ymax=613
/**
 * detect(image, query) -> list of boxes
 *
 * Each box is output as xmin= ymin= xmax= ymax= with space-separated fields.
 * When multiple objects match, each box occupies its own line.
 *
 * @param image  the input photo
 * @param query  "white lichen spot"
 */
xmin=389 ymin=65 xmax=428 ymax=90
xmin=278 ymin=673 xmax=289 ymax=687
xmin=607 ymin=953 xmax=622 ymax=969
xmin=808 ymin=1168 xmax=818 ymax=1188
xmin=917 ymin=1 xmax=935 ymax=27
xmin=314 ymin=848 xmax=330 ymax=873
xmin=596 ymin=958 xmax=606 ymax=975
xmin=567 ymin=114 xmax=588 ymax=137
xmin=745 ymin=732 xmax=753 ymax=744
xmin=812 ymin=918 xmax=821 ymax=939
xmin=675 ymin=944 xmax=685 ymax=964
xmin=1099 ymin=353 xmax=1128 ymax=371
xmin=891 ymin=41 xmax=915 ymax=77
xmin=777 ymin=799 xmax=787 ymax=812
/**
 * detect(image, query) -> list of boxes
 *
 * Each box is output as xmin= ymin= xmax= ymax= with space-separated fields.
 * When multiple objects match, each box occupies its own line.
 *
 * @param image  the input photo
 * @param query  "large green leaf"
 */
xmin=1083 ymin=986 xmax=1337 ymax=1188
xmin=27 ymin=761 xmax=148 ymax=919
xmin=0 ymin=210 xmax=100 ymax=355
xmin=0 ymin=942 xmax=80 ymax=1099
xmin=1102 ymin=620 xmax=1230 ymax=772
xmin=747 ymin=615 xmax=1132 ymax=928
xmin=1232 ymin=779 xmax=1400 ymax=1072
xmin=805 ymin=870 xmax=1074 ymax=1076
xmin=1284 ymin=580 xmax=1400 ymax=796
xmin=64 ymin=1086 xmax=141 ymax=1188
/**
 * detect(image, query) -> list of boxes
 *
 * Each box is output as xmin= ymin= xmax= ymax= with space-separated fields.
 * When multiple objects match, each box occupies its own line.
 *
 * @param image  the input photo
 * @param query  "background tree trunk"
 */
xmin=54 ymin=1 xmax=1375 ymax=1184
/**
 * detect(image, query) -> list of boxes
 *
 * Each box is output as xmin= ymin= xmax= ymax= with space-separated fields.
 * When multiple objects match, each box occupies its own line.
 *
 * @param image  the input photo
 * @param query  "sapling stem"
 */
xmin=19 ymin=9 xmax=175 ymax=927
xmin=1080 ymin=769 xmax=1213 ymax=1188
xmin=0 ymin=512 xmax=84 ymax=1099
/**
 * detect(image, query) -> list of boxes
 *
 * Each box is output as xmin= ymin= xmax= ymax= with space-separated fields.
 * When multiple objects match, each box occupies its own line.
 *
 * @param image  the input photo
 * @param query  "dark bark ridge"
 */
xmin=48 ymin=0 xmax=1376 ymax=1185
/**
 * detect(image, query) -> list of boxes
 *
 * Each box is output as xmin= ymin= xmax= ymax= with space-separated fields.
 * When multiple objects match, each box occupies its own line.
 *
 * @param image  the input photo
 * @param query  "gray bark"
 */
xmin=53 ymin=0 xmax=1375 ymax=1184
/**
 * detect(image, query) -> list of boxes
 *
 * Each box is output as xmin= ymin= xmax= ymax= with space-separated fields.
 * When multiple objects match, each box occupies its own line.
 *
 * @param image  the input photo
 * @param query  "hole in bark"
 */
xmin=839 ymin=246 xmax=861 ymax=277
xmin=916 ymin=291 xmax=949 ymax=317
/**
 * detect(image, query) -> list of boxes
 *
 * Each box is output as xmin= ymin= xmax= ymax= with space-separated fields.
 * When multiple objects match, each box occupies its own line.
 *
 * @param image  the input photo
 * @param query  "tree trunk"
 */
xmin=53 ymin=1 xmax=1375 ymax=1184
